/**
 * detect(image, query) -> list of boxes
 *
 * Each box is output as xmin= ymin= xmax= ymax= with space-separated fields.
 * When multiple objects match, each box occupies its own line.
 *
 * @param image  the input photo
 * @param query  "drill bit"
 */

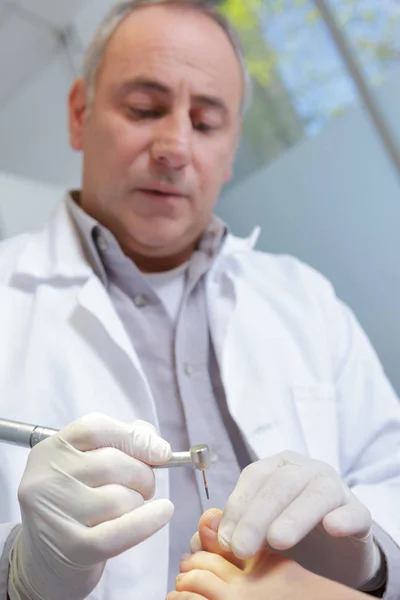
xmin=202 ymin=469 xmax=210 ymax=500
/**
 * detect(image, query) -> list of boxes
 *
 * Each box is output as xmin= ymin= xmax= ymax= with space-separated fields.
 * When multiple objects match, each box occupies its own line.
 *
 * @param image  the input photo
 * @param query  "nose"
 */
xmin=151 ymin=112 xmax=192 ymax=170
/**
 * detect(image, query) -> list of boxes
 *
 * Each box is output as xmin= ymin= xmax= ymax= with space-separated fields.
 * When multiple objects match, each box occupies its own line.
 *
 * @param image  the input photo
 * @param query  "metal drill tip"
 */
xmin=202 ymin=470 xmax=210 ymax=500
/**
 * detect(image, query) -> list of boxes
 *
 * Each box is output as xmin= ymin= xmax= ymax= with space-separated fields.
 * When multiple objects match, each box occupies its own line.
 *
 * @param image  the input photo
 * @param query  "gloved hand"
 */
xmin=215 ymin=451 xmax=382 ymax=590
xmin=8 ymin=413 xmax=174 ymax=600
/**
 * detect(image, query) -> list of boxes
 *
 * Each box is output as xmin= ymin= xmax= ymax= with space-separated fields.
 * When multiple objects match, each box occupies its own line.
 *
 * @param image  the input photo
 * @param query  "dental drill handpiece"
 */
xmin=154 ymin=444 xmax=212 ymax=499
xmin=0 ymin=418 xmax=212 ymax=498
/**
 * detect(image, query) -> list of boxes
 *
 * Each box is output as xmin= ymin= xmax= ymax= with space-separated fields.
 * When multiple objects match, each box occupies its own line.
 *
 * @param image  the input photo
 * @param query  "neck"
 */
xmin=123 ymin=244 xmax=197 ymax=273
xmin=74 ymin=190 xmax=201 ymax=273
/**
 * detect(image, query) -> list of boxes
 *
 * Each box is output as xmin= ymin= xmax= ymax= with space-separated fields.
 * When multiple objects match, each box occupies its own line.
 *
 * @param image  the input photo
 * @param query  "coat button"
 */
xmin=183 ymin=363 xmax=194 ymax=376
xmin=96 ymin=234 xmax=108 ymax=252
xmin=133 ymin=294 xmax=148 ymax=308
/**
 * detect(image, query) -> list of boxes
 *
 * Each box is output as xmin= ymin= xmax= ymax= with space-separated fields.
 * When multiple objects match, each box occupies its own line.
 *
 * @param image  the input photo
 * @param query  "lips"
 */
xmin=144 ymin=189 xmax=180 ymax=195
xmin=138 ymin=187 xmax=185 ymax=198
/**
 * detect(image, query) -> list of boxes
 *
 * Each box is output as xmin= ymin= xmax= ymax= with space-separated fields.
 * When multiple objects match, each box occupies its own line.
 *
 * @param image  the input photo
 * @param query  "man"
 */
xmin=169 ymin=509 xmax=373 ymax=600
xmin=0 ymin=1 xmax=399 ymax=599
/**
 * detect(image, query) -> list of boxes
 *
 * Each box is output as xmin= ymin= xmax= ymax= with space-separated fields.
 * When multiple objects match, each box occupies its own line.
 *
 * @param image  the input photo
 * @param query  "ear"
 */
xmin=68 ymin=78 xmax=88 ymax=151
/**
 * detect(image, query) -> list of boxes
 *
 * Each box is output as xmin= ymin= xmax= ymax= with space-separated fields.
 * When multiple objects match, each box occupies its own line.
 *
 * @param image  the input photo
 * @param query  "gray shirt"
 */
xmin=67 ymin=192 xmax=252 ymax=589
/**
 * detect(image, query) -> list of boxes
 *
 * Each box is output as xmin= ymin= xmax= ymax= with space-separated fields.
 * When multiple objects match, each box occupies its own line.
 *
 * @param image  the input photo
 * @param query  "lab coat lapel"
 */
xmin=208 ymin=234 xmax=297 ymax=461
xmin=208 ymin=238 xmax=340 ymax=468
xmin=12 ymin=196 xmax=158 ymax=425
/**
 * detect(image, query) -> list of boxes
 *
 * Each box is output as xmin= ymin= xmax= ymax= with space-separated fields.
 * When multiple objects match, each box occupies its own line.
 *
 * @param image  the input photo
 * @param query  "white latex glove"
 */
xmin=8 ymin=413 xmax=174 ymax=600
xmin=193 ymin=451 xmax=382 ymax=590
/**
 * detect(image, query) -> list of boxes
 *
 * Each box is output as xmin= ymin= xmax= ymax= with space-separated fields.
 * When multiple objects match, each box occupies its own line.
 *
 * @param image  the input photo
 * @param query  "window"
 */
xmin=219 ymin=0 xmax=397 ymax=184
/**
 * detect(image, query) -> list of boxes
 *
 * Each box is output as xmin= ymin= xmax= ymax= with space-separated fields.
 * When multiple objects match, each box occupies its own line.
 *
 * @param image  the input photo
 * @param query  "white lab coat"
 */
xmin=0 ymin=197 xmax=399 ymax=599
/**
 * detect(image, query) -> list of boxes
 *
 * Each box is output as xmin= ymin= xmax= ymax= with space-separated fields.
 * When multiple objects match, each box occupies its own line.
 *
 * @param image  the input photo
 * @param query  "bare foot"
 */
xmin=166 ymin=510 xmax=368 ymax=600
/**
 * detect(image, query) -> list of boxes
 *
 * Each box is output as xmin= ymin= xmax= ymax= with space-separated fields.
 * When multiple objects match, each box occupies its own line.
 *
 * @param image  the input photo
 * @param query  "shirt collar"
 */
xmin=67 ymin=191 xmax=109 ymax=284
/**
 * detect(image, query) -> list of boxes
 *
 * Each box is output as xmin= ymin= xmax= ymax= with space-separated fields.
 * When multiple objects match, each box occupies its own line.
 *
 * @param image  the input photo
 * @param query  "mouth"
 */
xmin=137 ymin=187 xmax=186 ymax=201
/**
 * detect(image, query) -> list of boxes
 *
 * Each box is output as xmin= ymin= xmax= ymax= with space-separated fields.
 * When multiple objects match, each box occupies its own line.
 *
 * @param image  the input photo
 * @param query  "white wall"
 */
xmin=0 ymin=172 xmax=63 ymax=239
xmin=217 ymin=67 xmax=400 ymax=395
xmin=0 ymin=0 xmax=120 ymax=188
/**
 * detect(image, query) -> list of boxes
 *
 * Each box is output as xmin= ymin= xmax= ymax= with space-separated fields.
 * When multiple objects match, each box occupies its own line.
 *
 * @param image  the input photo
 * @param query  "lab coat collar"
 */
xmin=210 ymin=225 xmax=261 ymax=281
xmin=220 ymin=225 xmax=261 ymax=258
xmin=12 ymin=193 xmax=261 ymax=281
xmin=14 ymin=195 xmax=99 ymax=281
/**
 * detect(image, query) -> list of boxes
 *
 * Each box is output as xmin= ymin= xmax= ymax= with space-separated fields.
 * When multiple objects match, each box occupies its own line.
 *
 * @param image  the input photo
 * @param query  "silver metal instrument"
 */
xmin=0 ymin=418 xmax=57 ymax=449
xmin=153 ymin=444 xmax=211 ymax=498
xmin=0 ymin=418 xmax=211 ymax=497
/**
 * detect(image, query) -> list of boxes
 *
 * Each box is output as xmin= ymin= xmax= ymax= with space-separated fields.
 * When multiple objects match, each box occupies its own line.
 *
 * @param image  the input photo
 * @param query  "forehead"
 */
xmin=98 ymin=6 xmax=243 ymax=110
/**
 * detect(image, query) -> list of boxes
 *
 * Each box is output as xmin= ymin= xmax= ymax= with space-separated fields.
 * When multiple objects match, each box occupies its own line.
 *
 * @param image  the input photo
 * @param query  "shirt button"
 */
xmin=183 ymin=363 xmax=194 ymax=376
xmin=96 ymin=234 xmax=108 ymax=252
xmin=133 ymin=294 xmax=148 ymax=308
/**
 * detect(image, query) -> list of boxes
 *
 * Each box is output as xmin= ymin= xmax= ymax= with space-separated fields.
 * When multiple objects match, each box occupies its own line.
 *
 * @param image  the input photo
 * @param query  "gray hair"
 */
xmin=82 ymin=0 xmax=253 ymax=115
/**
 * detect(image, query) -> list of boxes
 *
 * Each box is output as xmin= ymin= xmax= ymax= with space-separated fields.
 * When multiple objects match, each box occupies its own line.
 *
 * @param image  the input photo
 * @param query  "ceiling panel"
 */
xmin=0 ymin=11 xmax=57 ymax=105
xmin=0 ymin=1 xmax=11 ymax=23
xmin=73 ymin=0 xmax=116 ymax=47
xmin=18 ymin=0 xmax=87 ymax=28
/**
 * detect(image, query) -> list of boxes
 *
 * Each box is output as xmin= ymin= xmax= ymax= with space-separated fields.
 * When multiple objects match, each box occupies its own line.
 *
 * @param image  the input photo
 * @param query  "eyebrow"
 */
xmin=118 ymin=77 xmax=228 ymax=113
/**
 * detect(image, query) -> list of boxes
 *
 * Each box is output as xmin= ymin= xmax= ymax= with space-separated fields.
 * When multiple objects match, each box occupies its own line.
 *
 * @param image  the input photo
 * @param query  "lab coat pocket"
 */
xmin=238 ymin=383 xmax=302 ymax=462
xmin=291 ymin=383 xmax=340 ymax=472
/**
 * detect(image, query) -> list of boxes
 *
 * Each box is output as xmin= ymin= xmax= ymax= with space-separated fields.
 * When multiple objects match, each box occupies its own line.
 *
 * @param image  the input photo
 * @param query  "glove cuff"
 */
xmin=8 ymin=530 xmax=45 ymax=600
xmin=8 ymin=529 xmax=104 ymax=600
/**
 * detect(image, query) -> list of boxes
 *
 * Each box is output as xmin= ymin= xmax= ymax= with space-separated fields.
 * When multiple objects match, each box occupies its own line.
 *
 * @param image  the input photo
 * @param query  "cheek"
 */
xmin=197 ymin=147 xmax=235 ymax=191
xmin=87 ymin=114 xmax=150 ymax=169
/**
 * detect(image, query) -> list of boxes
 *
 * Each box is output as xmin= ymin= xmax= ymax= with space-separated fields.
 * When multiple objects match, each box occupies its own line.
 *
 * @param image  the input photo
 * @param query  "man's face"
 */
xmin=69 ymin=5 xmax=243 ymax=266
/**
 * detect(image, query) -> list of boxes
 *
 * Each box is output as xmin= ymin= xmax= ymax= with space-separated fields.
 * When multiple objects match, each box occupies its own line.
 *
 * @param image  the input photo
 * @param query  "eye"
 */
xmin=193 ymin=122 xmax=215 ymax=133
xmin=128 ymin=108 xmax=163 ymax=119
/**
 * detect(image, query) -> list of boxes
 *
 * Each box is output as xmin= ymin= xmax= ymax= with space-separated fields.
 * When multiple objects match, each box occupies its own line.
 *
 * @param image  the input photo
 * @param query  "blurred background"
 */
xmin=0 ymin=0 xmax=399 ymax=393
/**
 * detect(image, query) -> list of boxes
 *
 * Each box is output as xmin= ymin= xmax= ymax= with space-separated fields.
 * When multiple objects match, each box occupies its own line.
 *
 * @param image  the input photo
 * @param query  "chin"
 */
xmin=134 ymin=224 xmax=188 ymax=246
xmin=136 ymin=238 xmax=183 ymax=255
